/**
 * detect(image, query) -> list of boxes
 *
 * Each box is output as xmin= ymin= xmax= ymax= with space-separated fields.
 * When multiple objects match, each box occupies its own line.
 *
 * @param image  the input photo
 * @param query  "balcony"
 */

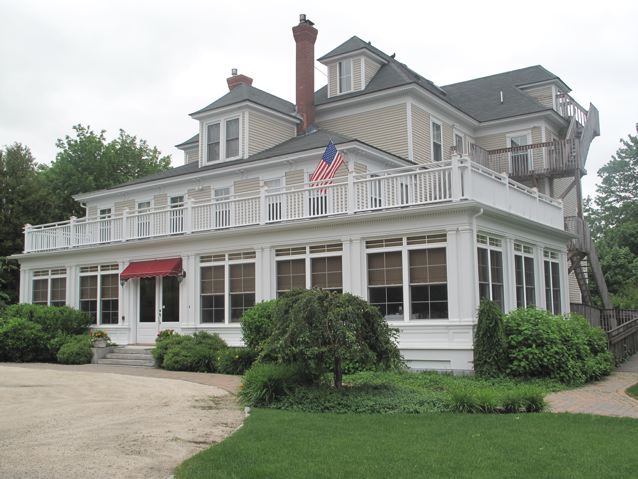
xmin=458 ymin=139 xmax=581 ymax=180
xmin=23 ymin=158 xmax=564 ymax=254
xmin=555 ymin=90 xmax=588 ymax=127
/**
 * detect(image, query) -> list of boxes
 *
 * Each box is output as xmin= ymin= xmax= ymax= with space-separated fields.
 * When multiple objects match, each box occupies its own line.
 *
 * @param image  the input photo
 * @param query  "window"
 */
xmin=225 ymin=118 xmax=240 ymax=159
xmin=214 ymin=187 xmax=231 ymax=227
xmin=169 ymin=196 xmax=184 ymax=233
xmin=368 ymin=251 xmax=403 ymax=320
xmin=230 ymin=263 xmax=255 ymax=322
xmin=99 ymin=208 xmax=112 ymax=243
xmin=200 ymin=251 xmax=256 ymax=323
xmin=32 ymin=268 xmax=66 ymax=307
xmin=79 ymin=264 xmax=119 ymax=324
xmin=454 ymin=133 xmax=464 ymax=156
xmin=275 ymin=243 xmax=343 ymax=296
xmin=338 ymin=60 xmax=352 ymax=93
xmin=432 ymin=121 xmax=442 ymax=162
xmin=409 ymin=248 xmax=448 ymax=319
xmin=514 ymin=243 xmax=536 ymax=308
xmin=477 ymin=234 xmax=504 ymax=311
xmin=207 ymin=123 xmax=220 ymax=163
xmin=544 ymin=250 xmax=561 ymax=314
xmin=509 ymin=133 xmax=530 ymax=175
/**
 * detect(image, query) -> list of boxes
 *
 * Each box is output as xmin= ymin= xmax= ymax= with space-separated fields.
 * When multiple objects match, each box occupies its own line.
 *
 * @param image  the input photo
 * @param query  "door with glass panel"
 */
xmin=137 ymin=276 xmax=180 ymax=343
xmin=509 ymin=134 xmax=530 ymax=176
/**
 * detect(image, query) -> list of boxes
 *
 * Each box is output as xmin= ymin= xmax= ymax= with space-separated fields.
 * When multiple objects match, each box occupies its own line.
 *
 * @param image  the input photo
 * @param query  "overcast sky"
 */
xmin=1 ymin=0 xmax=636 ymax=198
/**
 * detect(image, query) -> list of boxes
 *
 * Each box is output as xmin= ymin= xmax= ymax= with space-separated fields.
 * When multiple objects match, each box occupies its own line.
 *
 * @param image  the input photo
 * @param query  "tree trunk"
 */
xmin=333 ymin=356 xmax=342 ymax=389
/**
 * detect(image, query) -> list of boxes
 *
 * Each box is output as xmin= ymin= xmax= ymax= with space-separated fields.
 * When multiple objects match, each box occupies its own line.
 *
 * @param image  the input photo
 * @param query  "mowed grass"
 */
xmin=627 ymin=382 xmax=638 ymax=399
xmin=176 ymin=409 xmax=638 ymax=479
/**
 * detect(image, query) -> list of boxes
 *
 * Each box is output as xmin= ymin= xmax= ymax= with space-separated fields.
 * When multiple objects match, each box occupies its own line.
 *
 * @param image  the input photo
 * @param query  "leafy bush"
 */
xmin=263 ymin=289 xmax=402 ymax=388
xmin=217 ymin=347 xmax=258 ymax=375
xmin=504 ymin=309 xmax=614 ymax=385
xmin=56 ymin=335 xmax=93 ymax=364
xmin=240 ymin=300 xmax=277 ymax=353
xmin=0 ymin=317 xmax=49 ymax=361
xmin=159 ymin=332 xmax=228 ymax=373
xmin=474 ymin=299 xmax=506 ymax=377
xmin=239 ymin=362 xmax=311 ymax=406
xmin=1 ymin=304 xmax=93 ymax=337
xmin=152 ymin=333 xmax=189 ymax=367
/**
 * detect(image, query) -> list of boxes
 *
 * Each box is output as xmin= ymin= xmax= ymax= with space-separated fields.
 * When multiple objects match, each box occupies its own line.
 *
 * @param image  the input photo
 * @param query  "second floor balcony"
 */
xmin=23 ymin=159 xmax=564 ymax=254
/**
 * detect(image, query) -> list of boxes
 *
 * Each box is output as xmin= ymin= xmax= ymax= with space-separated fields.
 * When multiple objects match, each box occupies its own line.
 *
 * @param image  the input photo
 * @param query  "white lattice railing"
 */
xmin=23 ymin=158 xmax=563 ymax=253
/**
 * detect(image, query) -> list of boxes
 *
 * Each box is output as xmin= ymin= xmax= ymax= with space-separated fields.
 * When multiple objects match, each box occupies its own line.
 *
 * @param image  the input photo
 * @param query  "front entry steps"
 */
xmin=97 ymin=346 xmax=155 ymax=367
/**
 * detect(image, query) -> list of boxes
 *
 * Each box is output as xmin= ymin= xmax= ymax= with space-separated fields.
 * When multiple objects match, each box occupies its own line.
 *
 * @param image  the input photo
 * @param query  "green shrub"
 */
xmin=217 ymin=347 xmax=257 ymax=375
xmin=504 ymin=309 xmax=614 ymax=385
xmin=501 ymin=385 xmax=545 ymax=413
xmin=0 ymin=317 xmax=50 ymax=361
xmin=239 ymin=363 xmax=311 ymax=406
xmin=1 ymin=304 xmax=93 ymax=337
xmin=474 ymin=299 xmax=506 ymax=377
xmin=263 ymin=289 xmax=402 ymax=388
xmin=152 ymin=333 xmax=189 ymax=367
xmin=56 ymin=335 xmax=93 ymax=364
xmin=240 ymin=300 xmax=277 ymax=353
xmin=160 ymin=332 xmax=228 ymax=372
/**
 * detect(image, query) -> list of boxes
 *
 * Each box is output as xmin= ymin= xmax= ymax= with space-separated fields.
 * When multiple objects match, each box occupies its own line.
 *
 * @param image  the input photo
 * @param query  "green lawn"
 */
xmin=176 ymin=409 xmax=638 ymax=479
xmin=627 ymin=382 xmax=638 ymax=399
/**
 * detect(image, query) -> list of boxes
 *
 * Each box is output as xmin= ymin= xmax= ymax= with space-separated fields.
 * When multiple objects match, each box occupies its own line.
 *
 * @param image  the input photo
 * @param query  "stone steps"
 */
xmin=97 ymin=346 xmax=155 ymax=367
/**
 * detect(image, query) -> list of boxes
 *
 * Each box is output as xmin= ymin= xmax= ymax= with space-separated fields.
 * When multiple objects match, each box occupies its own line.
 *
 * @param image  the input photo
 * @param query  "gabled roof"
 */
xmin=190 ymin=83 xmax=296 ymax=118
xmin=317 ymin=35 xmax=387 ymax=62
xmin=175 ymin=133 xmax=199 ymax=149
xmin=98 ymin=129 xmax=410 ymax=193
xmin=442 ymin=66 xmax=564 ymax=122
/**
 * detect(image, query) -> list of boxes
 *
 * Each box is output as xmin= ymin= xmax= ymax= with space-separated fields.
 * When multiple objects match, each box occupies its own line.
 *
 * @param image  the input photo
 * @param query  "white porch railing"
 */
xmin=23 ymin=158 xmax=563 ymax=253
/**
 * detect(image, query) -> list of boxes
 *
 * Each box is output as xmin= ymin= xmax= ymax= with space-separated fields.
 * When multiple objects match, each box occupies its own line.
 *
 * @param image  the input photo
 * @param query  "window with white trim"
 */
xmin=514 ymin=243 xmax=536 ymax=308
xmin=544 ymin=250 xmax=561 ymax=314
xmin=32 ymin=268 xmax=67 ymax=307
xmin=454 ymin=133 xmax=464 ymax=156
xmin=477 ymin=234 xmax=504 ymax=311
xmin=366 ymin=234 xmax=448 ymax=321
xmin=432 ymin=121 xmax=442 ymax=162
xmin=207 ymin=123 xmax=220 ymax=163
xmin=200 ymin=251 xmax=255 ymax=324
xmin=338 ymin=60 xmax=352 ymax=93
xmin=79 ymin=264 xmax=119 ymax=324
xmin=508 ymin=132 xmax=531 ymax=175
xmin=275 ymin=243 xmax=343 ymax=296
xmin=225 ymin=118 xmax=240 ymax=159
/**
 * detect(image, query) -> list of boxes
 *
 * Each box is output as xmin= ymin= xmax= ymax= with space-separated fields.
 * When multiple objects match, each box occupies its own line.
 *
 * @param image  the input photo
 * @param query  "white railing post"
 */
xmin=24 ymin=224 xmax=32 ymax=253
xmin=259 ymin=182 xmax=267 ymax=225
xmin=347 ymin=169 xmax=355 ymax=214
xmin=70 ymin=216 xmax=77 ymax=247
xmin=122 ymin=209 xmax=129 ymax=241
xmin=184 ymin=200 xmax=192 ymax=234
xmin=451 ymin=156 xmax=461 ymax=201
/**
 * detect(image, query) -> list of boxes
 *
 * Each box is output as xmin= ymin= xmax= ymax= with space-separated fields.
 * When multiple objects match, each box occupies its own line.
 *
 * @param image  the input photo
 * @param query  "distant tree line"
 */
xmin=585 ymin=126 xmax=638 ymax=309
xmin=0 ymin=125 xmax=171 ymax=305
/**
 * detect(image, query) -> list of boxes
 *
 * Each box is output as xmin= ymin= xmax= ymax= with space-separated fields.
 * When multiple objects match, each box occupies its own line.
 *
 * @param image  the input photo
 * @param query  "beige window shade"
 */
xmin=80 ymin=276 xmax=98 ymax=300
xmin=368 ymin=252 xmax=402 ymax=286
xmin=201 ymin=265 xmax=225 ymax=294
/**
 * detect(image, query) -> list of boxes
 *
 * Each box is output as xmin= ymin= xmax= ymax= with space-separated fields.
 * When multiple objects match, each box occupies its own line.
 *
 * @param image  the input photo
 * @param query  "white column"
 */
xmin=453 ymin=226 xmax=476 ymax=322
xmin=66 ymin=265 xmax=79 ymax=308
xmin=502 ymin=238 xmax=516 ymax=313
xmin=349 ymin=237 xmax=364 ymax=298
xmin=181 ymin=254 xmax=196 ymax=326
xmin=19 ymin=267 xmax=29 ymax=303
xmin=341 ymin=238 xmax=352 ymax=293
xmin=560 ymin=251 xmax=570 ymax=314
xmin=257 ymin=245 xmax=273 ymax=301
xmin=534 ymin=247 xmax=546 ymax=309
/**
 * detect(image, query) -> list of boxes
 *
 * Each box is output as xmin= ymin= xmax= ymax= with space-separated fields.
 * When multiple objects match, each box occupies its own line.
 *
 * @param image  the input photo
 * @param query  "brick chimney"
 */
xmin=227 ymin=69 xmax=253 ymax=90
xmin=292 ymin=14 xmax=318 ymax=135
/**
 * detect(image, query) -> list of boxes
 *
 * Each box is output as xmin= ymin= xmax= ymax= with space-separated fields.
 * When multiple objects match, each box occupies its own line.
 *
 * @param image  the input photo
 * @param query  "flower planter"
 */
xmin=93 ymin=339 xmax=107 ymax=348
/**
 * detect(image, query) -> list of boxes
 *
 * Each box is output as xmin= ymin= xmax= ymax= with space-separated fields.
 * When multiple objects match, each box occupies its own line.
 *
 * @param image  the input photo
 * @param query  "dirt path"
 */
xmin=0 ymin=364 xmax=244 ymax=479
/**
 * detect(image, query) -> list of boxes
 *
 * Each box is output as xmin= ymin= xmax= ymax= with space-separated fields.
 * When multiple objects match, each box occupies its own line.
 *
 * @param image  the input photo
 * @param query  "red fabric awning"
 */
xmin=120 ymin=258 xmax=183 ymax=280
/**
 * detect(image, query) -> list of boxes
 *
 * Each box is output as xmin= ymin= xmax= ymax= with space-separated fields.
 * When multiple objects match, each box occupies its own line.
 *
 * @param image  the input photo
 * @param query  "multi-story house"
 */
xmin=14 ymin=15 xmax=607 ymax=371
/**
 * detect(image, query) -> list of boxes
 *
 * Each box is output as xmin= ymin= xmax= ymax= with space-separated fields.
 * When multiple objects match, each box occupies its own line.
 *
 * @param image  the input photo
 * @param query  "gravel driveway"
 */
xmin=0 ymin=364 xmax=244 ymax=479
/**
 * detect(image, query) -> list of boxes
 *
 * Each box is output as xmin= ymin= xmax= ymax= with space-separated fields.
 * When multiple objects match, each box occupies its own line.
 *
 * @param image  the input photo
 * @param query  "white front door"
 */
xmin=137 ymin=276 xmax=180 ymax=343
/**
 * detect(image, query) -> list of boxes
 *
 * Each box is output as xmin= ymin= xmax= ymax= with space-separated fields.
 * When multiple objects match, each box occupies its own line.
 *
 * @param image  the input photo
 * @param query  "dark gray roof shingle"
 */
xmin=190 ymin=83 xmax=296 ymax=118
xmin=317 ymin=35 xmax=388 ymax=62
xmin=175 ymin=133 xmax=199 ymax=149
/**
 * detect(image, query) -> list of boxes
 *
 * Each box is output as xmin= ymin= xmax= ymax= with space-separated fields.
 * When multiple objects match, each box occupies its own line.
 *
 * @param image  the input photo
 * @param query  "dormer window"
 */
xmin=338 ymin=60 xmax=353 ymax=93
xmin=207 ymin=124 xmax=220 ymax=163
xmin=205 ymin=117 xmax=241 ymax=164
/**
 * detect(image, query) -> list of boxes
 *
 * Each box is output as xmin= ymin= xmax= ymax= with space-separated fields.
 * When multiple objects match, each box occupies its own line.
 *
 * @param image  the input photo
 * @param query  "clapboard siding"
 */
xmin=317 ymin=103 xmax=409 ymax=159
xmin=442 ymin=123 xmax=453 ymax=161
xmin=531 ymin=126 xmax=543 ymax=170
xmin=187 ymin=185 xmax=212 ymax=203
xmin=153 ymin=193 xmax=168 ymax=209
xmin=523 ymin=85 xmax=554 ymax=109
xmin=364 ymin=58 xmax=381 ymax=87
xmin=476 ymin=132 xmax=507 ymax=151
xmin=234 ymin=177 xmax=260 ymax=196
xmin=87 ymin=205 xmax=97 ymax=218
xmin=412 ymin=105 xmax=430 ymax=164
xmin=354 ymin=162 xmax=367 ymax=175
xmin=114 ymin=199 xmax=135 ymax=215
xmin=285 ymin=169 xmax=305 ymax=188
xmin=553 ymin=177 xmax=578 ymax=216
xmin=327 ymin=64 xmax=338 ymax=97
xmin=185 ymin=147 xmax=199 ymax=165
xmin=247 ymin=111 xmax=296 ymax=157
xmin=569 ymin=270 xmax=582 ymax=303
xmin=352 ymin=58 xmax=362 ymax=91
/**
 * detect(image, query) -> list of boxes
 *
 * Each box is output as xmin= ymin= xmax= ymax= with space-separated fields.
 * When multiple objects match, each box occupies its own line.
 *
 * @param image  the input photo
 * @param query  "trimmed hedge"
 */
xmin=158 ymin=332 xmax=228 ymax=373
xmin=0 ymin=317 xmax=50 ymax=362
xmin=57 ymin=335 xmax=93 ymax=364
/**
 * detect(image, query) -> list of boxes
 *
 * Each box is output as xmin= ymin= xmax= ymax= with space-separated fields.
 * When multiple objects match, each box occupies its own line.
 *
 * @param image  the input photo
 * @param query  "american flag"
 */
xmin=310 ymin=140 xmax=344 ymax=186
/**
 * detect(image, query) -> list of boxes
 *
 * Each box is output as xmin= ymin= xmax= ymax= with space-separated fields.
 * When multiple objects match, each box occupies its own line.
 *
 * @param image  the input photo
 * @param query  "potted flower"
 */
xmin=90 ymin=330 xmax=110 ymax=348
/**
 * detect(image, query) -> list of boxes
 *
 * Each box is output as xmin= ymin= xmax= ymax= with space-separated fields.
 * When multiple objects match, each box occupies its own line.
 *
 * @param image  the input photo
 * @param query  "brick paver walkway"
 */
xmin=546 ymin=353 xmax=638 ymax=418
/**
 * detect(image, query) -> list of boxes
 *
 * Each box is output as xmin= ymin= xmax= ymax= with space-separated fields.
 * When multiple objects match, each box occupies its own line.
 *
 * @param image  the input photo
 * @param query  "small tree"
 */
xmin=263 ymin=289 xmax=401 ymax=388
xmin=473 ymin=299 xmax=506 ymax=377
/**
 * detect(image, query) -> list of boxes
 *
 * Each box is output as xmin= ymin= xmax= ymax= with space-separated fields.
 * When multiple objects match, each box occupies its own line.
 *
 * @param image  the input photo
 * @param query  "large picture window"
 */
xmin=275 ymin=243 xmax=343 ymax=296
xmin=514 ymin=243 xmax=536 ymax=308
xmin=79 ymin=264 xmax=119 ymax=324
xmin=477 ymin=234 xmax=504 ymax=311
xmin=32 ymin=268 xmax=67 ymax=307
xmin=368 ymin=251 xmax=403 ymax=320
xmin=200 ymin=251 xmax=255 ymax=324
xmin=544 ymin=250 xmax=562 ymax=314
xmin=409 ymin=248 xmax=448 ymax=319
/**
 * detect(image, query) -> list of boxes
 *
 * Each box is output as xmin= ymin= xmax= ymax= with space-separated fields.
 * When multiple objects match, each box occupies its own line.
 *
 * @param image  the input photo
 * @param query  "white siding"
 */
xmin=523 ymin=85 xmax=554 ymax=108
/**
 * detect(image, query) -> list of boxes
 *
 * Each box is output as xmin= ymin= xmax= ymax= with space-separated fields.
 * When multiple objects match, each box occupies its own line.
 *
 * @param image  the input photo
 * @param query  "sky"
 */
xmin=1 ymin=0 xmax=636 ymax=198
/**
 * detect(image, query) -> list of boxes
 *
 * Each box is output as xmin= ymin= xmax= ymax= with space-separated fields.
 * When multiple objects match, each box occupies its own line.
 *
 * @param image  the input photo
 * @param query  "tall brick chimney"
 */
xmin=292 ymin=14 xmax=318 ymax=135
xmin=227 ymin=69 xmax=253 ymax=90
